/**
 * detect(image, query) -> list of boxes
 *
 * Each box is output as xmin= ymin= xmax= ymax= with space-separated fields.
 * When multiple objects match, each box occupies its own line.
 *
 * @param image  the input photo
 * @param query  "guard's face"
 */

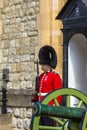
xmin=41 ymin=65 xmax=51 ymax=72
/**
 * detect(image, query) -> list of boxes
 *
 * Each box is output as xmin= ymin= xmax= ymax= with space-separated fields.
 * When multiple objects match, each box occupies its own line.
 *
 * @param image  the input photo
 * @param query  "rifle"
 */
xmin=32 ymin=60 xmax=39 ymax=102
xmin=35 ymin=59 xmax=39 ymax=92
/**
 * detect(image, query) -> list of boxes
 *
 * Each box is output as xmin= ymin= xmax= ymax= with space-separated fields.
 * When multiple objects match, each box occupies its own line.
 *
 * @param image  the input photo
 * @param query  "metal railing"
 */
xmin=0 ymin=87 xmax=7 ymax=114
xmin=0 ymin=68 xmax=9 ymax=114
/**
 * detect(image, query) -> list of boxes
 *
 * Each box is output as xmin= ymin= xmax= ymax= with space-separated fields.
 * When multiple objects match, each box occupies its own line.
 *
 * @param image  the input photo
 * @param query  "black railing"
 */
xmin=0 ymin=68 xmax=9 ymax=114
xmin=0 ymin=87 xmax=8 ymax=114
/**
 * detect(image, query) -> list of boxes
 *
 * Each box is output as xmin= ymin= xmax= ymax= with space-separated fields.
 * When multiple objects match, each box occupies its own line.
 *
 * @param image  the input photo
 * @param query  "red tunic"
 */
xmin=38 ymin=71 xmax=62 ymax=105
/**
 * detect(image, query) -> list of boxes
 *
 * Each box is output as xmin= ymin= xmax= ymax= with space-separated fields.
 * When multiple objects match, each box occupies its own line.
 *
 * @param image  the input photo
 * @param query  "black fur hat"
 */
xmin=38 ymin=45 xmax=57 ymax=69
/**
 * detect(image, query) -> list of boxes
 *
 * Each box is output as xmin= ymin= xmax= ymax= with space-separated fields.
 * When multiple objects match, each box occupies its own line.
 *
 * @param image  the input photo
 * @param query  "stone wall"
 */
xmin=0 ymin=0 xmax=68 ymax=130
xmin=0 ymin=0 xmax=40 ymax=130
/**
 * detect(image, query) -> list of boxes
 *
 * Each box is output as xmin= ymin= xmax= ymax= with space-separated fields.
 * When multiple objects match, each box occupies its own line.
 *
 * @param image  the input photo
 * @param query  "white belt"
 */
xmin=38 ymin=92 xmax=48 ymax=96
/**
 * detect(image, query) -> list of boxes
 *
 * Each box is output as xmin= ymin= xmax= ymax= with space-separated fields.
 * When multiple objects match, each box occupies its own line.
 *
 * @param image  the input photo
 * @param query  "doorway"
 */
xmin=68 ymin=33 xmax=87 ymax=106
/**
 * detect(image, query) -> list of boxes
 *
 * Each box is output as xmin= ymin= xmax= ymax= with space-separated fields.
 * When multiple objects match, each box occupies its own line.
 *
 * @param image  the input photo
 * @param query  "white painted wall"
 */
xmin=68 ymin=34 xmax=87 ymax=106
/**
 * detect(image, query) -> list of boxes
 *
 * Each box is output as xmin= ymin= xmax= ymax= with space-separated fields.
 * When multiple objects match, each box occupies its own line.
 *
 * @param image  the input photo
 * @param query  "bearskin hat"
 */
xmin=38 ymin=45 xmax=57 ymax=69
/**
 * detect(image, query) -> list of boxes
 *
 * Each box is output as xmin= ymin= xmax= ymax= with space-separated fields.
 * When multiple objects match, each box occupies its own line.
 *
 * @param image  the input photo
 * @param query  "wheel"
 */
xmin=32 ymin=88 xmax=87 ymax=130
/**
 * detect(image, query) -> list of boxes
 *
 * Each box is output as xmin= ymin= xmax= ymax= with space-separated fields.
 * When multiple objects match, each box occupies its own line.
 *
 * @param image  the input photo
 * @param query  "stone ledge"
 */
xmin=0 ymin=113 xmax=12 ymax=125
xmin=0 ymin=124 xmax=12 ymax=130
xmin=6 ymin=89 xmax=35 ymax=107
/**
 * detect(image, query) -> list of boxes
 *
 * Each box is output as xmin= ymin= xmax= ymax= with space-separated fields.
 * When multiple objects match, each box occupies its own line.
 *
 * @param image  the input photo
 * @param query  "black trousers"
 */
xmin=40 ymin=116 xmax=54 ymax=126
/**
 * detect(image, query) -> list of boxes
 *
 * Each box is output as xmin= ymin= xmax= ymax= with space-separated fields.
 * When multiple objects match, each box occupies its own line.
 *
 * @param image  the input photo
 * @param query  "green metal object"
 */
xmin=33 ymin=102 xmax=87 ymax=130
xmin=32 ymin=88 xmax=87 ymax=130
xmin=33 ymin=102 xmax=87 ymax=120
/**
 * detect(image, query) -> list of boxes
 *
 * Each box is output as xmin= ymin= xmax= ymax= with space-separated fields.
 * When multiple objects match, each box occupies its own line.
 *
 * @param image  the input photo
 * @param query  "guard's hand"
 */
xmin=32 ymin=94 xmax=38 ymax=102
